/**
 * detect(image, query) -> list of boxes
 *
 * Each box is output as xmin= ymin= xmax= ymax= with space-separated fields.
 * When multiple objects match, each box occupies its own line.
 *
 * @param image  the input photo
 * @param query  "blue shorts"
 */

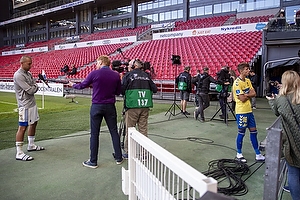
xmin=236 ymin=112 xmax=256 ymax=129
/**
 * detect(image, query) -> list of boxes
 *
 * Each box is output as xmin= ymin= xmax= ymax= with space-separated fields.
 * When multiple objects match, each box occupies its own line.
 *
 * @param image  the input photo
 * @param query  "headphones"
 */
xmin=131 ymin=59 xmax=136 ymax=69
xmin=131 ymin=59 xmax=141 ymax=69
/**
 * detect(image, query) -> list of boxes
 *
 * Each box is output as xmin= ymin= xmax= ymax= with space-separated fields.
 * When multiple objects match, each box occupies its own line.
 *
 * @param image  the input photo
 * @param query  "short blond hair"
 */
xmin=97 ymin=55 xmax=111 ymax=66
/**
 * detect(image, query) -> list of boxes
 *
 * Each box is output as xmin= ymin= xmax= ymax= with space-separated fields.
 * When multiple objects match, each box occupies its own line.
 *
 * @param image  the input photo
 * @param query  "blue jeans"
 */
xmin=286 ymin=161 xmax=300 ymax=200
xmin=90 ymin=103 xmax=122 ymax=164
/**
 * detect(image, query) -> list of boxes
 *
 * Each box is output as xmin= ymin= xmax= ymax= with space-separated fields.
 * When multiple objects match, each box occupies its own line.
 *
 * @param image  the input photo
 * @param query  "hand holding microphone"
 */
xmin=68 ymin=81 xmax=74 ymax=87
xmin=38 ymin=73 xmax=50 ymax=88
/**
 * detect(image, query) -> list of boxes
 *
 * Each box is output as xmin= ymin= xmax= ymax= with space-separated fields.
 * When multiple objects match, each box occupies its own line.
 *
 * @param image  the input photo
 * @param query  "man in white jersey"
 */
xmin=13 ymin=55 xmax=45 ymax=161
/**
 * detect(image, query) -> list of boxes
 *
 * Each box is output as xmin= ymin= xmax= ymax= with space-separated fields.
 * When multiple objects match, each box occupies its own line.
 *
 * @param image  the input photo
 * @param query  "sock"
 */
xmin=16 ymin=142 xmax=24 ymax=155
xmin=236 ymin=129 xmax=245 ymax=154
xmin=28 ymin=136 xmax=36 ymax=149
xmin=250 ymin=130 xmax=261 ymax=155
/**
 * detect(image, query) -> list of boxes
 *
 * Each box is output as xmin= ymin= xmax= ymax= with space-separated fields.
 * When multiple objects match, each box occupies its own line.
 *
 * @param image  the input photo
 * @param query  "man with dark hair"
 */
xmin=121 ymin=59 xmax=157 ymax=158
xmin=176 ymin=66 xmax=192 ymax=115
xmin=193 ymin=67 xmax=218 ymax=122
xmin=68 ymin=55 xmax=123 ymax=168
xmin=14 ymin=55 xmax=45 ymax=161
xmin=67 ymin=64 xmax=77 ymax=75
xmin=61 ymin=64 xmax=69 ymax=74
xmin=192 ymin=69 xmax=201 ymax=108
xmin=217 ymin=66 xmax=230 ymax=119
xmin=232 ymin=62 xmax=265 ymax=163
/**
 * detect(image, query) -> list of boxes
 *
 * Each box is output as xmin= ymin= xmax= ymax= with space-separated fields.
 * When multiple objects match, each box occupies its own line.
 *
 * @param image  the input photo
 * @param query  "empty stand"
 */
xmin=0 ymin=43 xmax=132 ymax=79
xmin=108 ymin=31 xmax=262 ymax=80
xmin=173 ymin=15 xmax=234 ymax=31
xmin=81 ymin=25 xmax=150 ymax=42
xmin=232 ymin=15 xmax=273 ymax=25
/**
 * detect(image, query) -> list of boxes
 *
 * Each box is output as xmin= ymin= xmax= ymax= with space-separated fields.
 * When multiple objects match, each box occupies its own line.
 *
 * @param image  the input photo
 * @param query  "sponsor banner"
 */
xmin=2 ymin=46 xmax=48 ymax=56
xmin=153 ymin=23 xmax=267 ymax=40
xmin=151 ymin=22 xmax=175 ymax=29
xmin=55 ymin=36 xmax=137 ymax=50
xmin=0 ymin=82 xmax=64 ymax=97
xmin=66 ymin=35 xmax=80 ymax=41
xmin=0 ymin=0 xmax=94 ymax=26
xmin=16 ymin=44 xmax=25 ymax=48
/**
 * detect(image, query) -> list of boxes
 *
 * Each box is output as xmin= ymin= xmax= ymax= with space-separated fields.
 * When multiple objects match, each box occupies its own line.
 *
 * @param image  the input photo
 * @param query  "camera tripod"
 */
xmin=210 ymin=91 xmax=236 ymax=126
xmin=118 ymin=108 xmax=126 ymax=150
xmin=165 ymin=63 xmax=188 ymax=120
xmin=112 ymin=107 xmax=126 ymax=159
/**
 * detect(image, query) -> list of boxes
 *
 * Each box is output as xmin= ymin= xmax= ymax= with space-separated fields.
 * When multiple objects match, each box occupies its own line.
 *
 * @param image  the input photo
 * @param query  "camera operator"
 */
xmin=192 ymin=70 xmax=201 ymax=108
xmin=249 ymin=69 xmax=258 ymax=109
xmin=176 ymin=66 xmax=192 ymax=115
xmin=121 ymin=59 xmax=157 ymax=158
xmin=192 ymin=67 xmax=218 ymax=122
xmin=217 ymin=66 xmax=231 ymax=119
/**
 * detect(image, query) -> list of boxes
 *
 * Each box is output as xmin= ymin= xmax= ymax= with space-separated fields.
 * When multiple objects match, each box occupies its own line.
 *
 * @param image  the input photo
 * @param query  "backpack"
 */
xmin=177 ymin=73 xmax=187 ymax=91
xmin=197 ymin=73 xmax=209 ymax=89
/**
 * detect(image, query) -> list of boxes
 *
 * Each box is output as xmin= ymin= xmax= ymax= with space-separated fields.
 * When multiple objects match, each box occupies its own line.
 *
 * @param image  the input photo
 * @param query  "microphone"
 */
xmin=38 ymin=74 xmax=50 ymax=88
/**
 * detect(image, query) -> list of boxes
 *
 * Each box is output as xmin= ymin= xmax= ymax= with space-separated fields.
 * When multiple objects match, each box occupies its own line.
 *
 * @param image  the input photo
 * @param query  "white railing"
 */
xmin=122 ymin=127 xmax=217 ymax=200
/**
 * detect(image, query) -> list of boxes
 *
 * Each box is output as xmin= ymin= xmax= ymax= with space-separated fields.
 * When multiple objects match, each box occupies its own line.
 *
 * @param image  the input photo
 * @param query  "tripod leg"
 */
xmin=227 ymin=102 xmax=237 ymax=120
xmin=210 ymin=105 xmax=223 ymax=121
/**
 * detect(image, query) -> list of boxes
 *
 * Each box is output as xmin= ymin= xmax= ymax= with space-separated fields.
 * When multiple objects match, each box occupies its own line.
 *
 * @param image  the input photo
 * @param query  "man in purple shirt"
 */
xmin=68 ymin=55 xmax=123 ymax=168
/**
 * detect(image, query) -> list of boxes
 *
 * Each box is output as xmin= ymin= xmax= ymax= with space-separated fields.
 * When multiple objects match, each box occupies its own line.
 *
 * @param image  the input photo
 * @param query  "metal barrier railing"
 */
xmin=263 ymin=116 xmax=287 ymax=200
xmin=122 ymin=127 xmax=217 ymax=200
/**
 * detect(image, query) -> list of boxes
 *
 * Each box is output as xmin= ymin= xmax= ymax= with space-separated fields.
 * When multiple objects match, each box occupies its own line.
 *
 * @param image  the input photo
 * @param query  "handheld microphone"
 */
xmin=38 ymin=74 xmax=50 ymax=88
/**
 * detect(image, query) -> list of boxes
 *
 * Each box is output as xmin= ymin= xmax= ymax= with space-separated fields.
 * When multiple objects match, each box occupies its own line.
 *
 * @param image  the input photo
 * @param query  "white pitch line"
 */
xmin=0 ymin=111 xmax=17 ymax=114
xmin=0 ymin=101 xmax=18 ymax=114
xmin=0 ymin=101 xmax=18 ymax=105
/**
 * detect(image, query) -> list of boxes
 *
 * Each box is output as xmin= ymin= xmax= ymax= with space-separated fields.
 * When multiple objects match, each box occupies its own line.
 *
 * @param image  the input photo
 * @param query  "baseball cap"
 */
xmin=203 ymin=67 xmax=209 ymax=71
xmin=184 ymin=66 xmax=190 ymax=71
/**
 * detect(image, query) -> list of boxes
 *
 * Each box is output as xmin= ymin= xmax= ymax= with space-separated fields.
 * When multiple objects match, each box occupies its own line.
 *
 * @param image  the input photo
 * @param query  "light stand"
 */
xmin=210 ymin=86 xmax=236 ymax=126
xmin=165 ymin=55 xmax=187 ymax=120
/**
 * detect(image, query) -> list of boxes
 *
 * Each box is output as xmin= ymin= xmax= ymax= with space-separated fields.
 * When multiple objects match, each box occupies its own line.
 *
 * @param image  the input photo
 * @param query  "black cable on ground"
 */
xmin=201 ymin=159 xmax=265 ymax=197
xmin=202 ymin=159 xmax=250 ymax=196
xmin=149 ymin=134 xmax=237 ymax=152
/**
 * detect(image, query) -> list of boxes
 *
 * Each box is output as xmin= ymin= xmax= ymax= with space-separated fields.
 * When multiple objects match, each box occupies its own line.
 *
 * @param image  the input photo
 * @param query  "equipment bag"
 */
xmin=216 ymin=84 xmax=232 ymax=92
xmin=216 ymin=84 xmax=223 ymax=92
xmin=125 ymin=89 xmax=153 ymax=108
xmin=178 ymin=81 xmax=187 ymax=91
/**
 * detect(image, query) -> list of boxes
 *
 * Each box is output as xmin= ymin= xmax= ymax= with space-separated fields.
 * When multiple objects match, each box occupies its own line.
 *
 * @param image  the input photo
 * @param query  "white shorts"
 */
xmin=19 ymin=105 xmax=39 ymax=126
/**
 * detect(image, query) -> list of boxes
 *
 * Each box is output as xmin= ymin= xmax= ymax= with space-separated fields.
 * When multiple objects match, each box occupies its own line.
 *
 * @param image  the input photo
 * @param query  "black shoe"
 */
xmin=184 ymin=111 xmax=190 ymax=115
xmin=194 ymin=111 xmax=198 ymax=120
xmin=219 ymin=115 xmax=225 ymax=119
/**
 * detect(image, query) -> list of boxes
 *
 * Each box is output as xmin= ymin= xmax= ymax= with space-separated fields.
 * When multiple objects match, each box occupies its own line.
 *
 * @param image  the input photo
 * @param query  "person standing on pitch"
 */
xmin=193 ymin=67 xmax=218 ymax=122
xmin=68 ymin=55 xmax=123 ymax=168
xmin=217 ymin=66 xmax=231 ymax=119
xmin=250 ymin=69 xmax=258 ymax=109
xmin=176 ymin=66 xmax=192 ymax=115
xmin=14 ymin=55 xmax=45 ymax=161
xmin=121 ymin=59 xmax=157 ymax=158
xmin=232 ymin=62 xmax=265 ymax=163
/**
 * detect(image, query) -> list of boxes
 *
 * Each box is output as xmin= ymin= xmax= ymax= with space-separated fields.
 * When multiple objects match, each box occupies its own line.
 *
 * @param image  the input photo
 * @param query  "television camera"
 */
xmin=111 ymin=48 xmax=152 ymax=75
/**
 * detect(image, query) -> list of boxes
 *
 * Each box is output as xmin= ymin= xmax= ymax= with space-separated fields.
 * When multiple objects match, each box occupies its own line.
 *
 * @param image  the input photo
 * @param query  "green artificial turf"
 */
xmin=0 ymin=92 xmax=173 ymax=150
